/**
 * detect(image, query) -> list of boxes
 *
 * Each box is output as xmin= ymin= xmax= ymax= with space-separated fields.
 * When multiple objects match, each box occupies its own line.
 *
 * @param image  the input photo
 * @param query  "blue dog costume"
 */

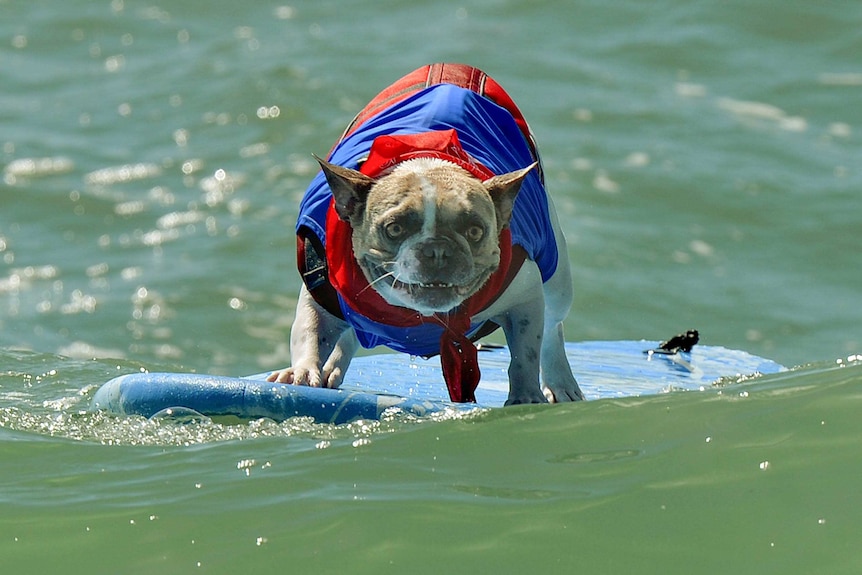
xmin=295 ymin=64 xmax=559 ymax=402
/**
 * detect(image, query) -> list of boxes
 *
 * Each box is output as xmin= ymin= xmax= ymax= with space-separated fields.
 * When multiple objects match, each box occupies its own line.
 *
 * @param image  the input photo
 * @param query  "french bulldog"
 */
xmin=267 ymin=64 xmax=584 ymax=405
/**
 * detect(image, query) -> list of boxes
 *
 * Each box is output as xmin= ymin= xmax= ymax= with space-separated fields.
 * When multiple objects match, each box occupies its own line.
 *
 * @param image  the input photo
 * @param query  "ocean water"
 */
xmin=2 ymin=1 xmax=861 ymax=573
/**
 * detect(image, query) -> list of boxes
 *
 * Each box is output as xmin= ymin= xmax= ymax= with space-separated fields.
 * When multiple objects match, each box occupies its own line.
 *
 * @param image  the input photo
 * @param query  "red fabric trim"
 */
xmin=340 ymin=63 xmax=536 ymax=161
xmin=358 ymin=130 xmax=494 ymax=180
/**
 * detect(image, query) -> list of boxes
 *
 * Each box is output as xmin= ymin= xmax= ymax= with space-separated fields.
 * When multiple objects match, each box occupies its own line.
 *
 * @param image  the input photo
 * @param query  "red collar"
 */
xmin=325 ymin=130 xmax=513 ymax=402
xmin=357 ymin=129 xmax=495 ymax=181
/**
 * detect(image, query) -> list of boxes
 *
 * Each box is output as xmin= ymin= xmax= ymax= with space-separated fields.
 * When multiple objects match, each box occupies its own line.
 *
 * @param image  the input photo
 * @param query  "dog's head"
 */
xmin=318 ymin=156 xmax=534 ymax=315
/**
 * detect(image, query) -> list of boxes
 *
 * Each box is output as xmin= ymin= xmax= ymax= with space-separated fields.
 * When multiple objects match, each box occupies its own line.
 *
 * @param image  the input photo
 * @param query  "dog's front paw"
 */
xmin=504 ymin=386 xmax=549 ymax=406
xmin=266 ymin=365 xmax=321 ymax=386
xmin=266 ymin=364 xmax=346 ymax=388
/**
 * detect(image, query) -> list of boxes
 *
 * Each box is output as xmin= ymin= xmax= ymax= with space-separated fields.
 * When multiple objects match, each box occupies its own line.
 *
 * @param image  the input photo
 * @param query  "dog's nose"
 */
xmin=419 ymin=239 xmax=453 ymax=267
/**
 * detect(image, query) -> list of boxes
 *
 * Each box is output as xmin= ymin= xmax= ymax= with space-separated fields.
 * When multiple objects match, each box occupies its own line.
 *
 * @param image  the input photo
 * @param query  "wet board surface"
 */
xmin=91 ymin=341 xmax=784 ymax=425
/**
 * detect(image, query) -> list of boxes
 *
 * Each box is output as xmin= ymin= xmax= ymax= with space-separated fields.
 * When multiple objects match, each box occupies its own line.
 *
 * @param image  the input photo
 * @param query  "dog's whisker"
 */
xmin=431 ymin=313 xmax=452 ymax=330
xmin=357 ymin=270 xmax=396 ymax=296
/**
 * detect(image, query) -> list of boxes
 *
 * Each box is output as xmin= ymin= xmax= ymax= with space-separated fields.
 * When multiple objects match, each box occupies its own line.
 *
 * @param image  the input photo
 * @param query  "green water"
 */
xmin=2 ymin=1 xmax=861 ymax=572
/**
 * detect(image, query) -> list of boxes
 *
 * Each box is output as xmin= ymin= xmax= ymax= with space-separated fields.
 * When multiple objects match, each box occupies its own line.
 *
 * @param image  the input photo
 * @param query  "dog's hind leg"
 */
xmin=540 ymin=199 xmax=585 ymax=402
xmin=540 ymin=317 xmax=584 ymax=402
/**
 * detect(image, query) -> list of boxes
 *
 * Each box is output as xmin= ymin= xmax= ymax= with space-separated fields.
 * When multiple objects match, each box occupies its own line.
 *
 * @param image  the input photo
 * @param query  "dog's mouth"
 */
xmin=363 ymin=260 xmax=489 ymax=313
xmin=390 ymin=279 xmax=471 ymax=295
xmin=386 ymin=278 xmax=475 ymax=314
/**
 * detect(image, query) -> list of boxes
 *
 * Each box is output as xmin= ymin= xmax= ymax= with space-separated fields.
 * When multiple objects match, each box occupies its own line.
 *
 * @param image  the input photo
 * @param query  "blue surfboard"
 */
xmin=90 ymin=341 xmax=784 ymax=425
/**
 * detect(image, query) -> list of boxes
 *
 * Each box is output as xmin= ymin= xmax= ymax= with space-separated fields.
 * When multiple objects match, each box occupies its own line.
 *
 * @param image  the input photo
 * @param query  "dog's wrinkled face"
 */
xmin=319 ymin=157 xmax=533 ymax=315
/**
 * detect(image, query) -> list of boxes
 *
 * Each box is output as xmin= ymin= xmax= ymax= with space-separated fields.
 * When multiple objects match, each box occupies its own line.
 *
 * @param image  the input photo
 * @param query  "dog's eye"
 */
xmin=465 ymin=225 xmax=484 ymax=243
xmin=385 ymin=222 xmax=404 ymax=239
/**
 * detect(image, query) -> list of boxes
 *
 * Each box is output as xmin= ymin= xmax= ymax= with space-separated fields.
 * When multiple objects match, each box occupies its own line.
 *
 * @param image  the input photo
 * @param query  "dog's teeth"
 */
xmin=391 ymin=280 xmax=455 ymax=290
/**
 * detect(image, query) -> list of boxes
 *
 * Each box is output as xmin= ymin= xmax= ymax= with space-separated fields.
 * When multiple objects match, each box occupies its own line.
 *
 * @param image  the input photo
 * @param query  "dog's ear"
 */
xmin=483 ymin=162 xmax=537 ymax=230
xmin=314 ymin=155 xmax=376 ymax=223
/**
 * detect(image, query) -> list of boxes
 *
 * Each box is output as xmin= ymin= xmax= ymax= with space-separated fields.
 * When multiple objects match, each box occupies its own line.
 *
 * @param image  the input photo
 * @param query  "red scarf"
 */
xmin=325 ymin=130 xmax=513 ymax=402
